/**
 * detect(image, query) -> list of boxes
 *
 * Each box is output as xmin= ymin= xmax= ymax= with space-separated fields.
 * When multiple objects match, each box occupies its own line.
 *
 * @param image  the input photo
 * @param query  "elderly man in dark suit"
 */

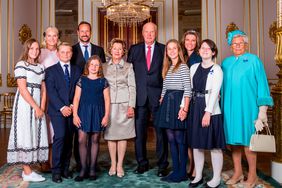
xmin=45 ymin=42 xmax=81 ymax=183
xmin=127 ymin=22 xmax=168 ymax=177
xmin=70 ymin=21 xmax=106 ymax=171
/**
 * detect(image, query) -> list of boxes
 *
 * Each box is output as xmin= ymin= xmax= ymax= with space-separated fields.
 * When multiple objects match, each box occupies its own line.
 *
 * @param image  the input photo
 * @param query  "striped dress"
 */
xmin=158 ymin=63 xmax=192 ymax=130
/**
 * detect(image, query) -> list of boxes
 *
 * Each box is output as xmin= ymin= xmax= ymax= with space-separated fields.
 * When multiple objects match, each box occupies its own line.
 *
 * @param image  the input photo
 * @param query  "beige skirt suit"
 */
xmin=103 ymin=59 xmax=136 ymax=140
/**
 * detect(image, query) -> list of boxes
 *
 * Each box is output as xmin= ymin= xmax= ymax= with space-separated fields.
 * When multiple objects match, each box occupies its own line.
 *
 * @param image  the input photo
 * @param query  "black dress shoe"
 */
xmin=189 ymin=179 xmax=204 ymax=187
xmin=74 ymin=175 xmax=84 ymax=182
xmin=204 ymin=182 xmax=220 ymax=188
xmin=157 ymin=168 xmax=168 ymax=177
xmin=52 ymin=174 xmax=62 ymax=183
xmin=62 ymin=171 xmax=73 ymax=179
xmin=134 ymin=166 xmax=149 ymax=174
xmin=89 ymin=175 xmax=97 ymax=181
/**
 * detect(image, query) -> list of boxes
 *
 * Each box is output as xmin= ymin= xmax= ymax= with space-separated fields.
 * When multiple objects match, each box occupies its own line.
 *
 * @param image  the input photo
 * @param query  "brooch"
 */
xmin=243 ymin=58 xmax=248 ymax=62
xmin=209 ymin=70 xmax=214 ymax=75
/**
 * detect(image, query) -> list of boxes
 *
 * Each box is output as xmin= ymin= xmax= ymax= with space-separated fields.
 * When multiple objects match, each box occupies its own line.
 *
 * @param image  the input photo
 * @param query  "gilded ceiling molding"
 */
xmin=18 ymin=24 xmax=32 ymax=44
xmin=225 ymin=22 xmax=239 ymax=39
xmin=269 ymin=21 xmax=277 ymax=44
xmin=7 ymin=73 xmax=17 ymax=87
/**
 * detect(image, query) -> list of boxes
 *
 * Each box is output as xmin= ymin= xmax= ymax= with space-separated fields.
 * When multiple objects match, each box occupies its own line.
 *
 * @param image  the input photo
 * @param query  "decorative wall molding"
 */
xmin=269 ymin=21 xmax=277 ymax=44
xmin=7 ymin=73 xmax=16 ymax=87
xmin=18 ymin=24 xmax=32 ymax=44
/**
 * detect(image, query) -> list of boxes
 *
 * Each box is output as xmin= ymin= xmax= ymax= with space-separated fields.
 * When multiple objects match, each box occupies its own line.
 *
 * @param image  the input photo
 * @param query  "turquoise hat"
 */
xmin=227 ymin=30 xmax=246 ymax=46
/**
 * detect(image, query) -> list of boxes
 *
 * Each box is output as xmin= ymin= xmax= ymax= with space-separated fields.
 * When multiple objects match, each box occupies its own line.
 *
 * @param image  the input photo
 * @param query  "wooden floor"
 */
xmin=0 ymin=127 xmax=273 ymax=176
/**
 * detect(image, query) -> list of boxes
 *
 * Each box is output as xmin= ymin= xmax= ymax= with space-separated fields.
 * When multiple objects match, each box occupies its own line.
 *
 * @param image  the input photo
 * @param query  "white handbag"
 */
xmin=249 ymin=125 xmax=276 ymax=153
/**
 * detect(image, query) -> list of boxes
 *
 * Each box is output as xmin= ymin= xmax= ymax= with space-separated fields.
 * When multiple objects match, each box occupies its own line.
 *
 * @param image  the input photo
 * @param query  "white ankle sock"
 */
xmin=207 ymin=149 xmax=223 ymax=187
xmin=191 ymin=148 xmax=204 ymax=183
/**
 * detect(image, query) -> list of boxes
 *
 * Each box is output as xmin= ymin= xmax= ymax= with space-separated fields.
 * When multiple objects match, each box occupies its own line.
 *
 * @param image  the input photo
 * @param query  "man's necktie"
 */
xmin=64 ymin=64 xmax=70 ymax=88
xmin=84 ymin=45 xmax=89 ymax=61
xmin=146 ymin=45 xmax=151 ymax=70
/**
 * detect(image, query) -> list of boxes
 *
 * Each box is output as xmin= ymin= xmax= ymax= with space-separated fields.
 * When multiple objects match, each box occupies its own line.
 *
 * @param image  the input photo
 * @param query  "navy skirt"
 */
xmin=157 ymin=90 xmax=188 ymax=130
xmin=187 ymin=95 xmax=226 ymax=149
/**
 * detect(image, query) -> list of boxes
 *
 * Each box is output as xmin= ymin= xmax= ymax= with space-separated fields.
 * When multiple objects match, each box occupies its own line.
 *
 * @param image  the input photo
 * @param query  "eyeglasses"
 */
xmin=200 ymin=47 xmax=211 ymax=51
xmin=231 ymin=42 xmax=245 ymax=47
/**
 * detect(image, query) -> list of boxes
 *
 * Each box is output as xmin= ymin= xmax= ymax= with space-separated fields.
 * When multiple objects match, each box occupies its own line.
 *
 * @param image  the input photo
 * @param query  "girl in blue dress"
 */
xmin=72 ymin=55 xmax=110 ymax=181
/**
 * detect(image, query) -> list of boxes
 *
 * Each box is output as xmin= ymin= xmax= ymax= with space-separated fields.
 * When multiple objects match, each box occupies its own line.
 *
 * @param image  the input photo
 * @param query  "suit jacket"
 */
xmin=103 ymin=59 xmax=136 ymax=107
xmin=127 ymin=41 xmax=165 ymax=107
xmin=190 ymin=63 xmax=223 ymax=115
xmin=70 ymin=43 xmax=106 ymax=73
xmin=45 ymin=62 xmax=81 ymax=116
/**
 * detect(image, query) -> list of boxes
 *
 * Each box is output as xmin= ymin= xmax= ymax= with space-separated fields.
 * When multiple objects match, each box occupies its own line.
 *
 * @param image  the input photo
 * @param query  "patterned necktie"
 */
xmin=84 ymin=45 xmax=89 ymax=61
xmin=146 ymin=45 xmax=151 ymax=70
xmin=64 ymin=64 xmax=70 ymax=88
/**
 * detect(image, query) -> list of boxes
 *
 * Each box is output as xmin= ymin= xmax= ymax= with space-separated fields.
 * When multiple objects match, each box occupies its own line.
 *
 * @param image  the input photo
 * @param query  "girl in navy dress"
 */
xmin=158 ymin=39 xmax=192 ymax=183
xmin=72 ymin=55 xmax=110 ymax=181
xmin=188 ymin=39 xmax=225 ymax=188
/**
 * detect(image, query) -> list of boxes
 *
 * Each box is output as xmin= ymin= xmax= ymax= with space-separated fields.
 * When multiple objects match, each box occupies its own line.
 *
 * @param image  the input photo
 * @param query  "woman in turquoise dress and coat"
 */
xmin=221 ymin=30 xmax=273 ymax=187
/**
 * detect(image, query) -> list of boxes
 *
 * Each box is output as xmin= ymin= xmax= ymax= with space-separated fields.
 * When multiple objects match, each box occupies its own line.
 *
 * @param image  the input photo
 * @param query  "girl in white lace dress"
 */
xmin=7 ymin=38 xmax=48 ymax=182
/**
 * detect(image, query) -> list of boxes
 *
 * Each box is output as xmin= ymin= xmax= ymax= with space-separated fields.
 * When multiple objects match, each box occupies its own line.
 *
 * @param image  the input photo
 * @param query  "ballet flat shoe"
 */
xmin=117 ymin=171 xmax=125 ymax=178
xmin=108 ymin=170 xmax=116 ymax=176
xmin=225 ymin=175 xmax=244 ymax=185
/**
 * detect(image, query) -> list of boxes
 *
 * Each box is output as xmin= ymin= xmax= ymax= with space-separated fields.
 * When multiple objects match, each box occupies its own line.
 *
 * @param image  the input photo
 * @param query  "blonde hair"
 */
xmin=41 ymin=26 xmax=61 ymax=48
xmin=58 ymin=42 xmax=72 ymax=51
xmin=162 ymin=39 xmax=185 ymax=78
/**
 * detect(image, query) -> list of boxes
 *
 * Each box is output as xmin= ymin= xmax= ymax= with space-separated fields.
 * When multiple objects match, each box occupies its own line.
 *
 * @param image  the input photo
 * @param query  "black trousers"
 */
xmin=135 ymin=99 xmax=169 ymax=169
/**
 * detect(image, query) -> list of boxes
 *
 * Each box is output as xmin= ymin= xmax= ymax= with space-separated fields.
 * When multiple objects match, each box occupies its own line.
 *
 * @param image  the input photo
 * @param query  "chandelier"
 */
xmin=102 ymin=0 xmax=155 ymax=26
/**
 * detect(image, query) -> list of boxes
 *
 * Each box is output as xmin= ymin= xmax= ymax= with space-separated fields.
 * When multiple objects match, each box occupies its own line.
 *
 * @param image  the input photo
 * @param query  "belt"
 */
xmin=192 ymin=90 xmax=209 ymax=98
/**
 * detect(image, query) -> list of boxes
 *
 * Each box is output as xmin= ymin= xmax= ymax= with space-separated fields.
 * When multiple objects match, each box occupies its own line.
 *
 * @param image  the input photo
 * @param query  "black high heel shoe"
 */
xmin=74 ymin=175 xmax=84 ymax=182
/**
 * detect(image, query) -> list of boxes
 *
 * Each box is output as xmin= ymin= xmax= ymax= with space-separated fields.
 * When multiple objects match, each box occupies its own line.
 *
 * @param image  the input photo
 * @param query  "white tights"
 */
xmin=192 ymin=149 xmax=223 ymax=187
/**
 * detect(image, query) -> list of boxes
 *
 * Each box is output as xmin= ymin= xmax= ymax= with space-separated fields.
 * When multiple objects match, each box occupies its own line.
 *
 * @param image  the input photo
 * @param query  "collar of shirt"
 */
xmin=59 ymin=61 xmax=71 ymax=74
xmin=145 ymin=42 xmax=155 ymax=62
xmin=108 ymin=58 xmax=125 ymax=68
xmin=79 ymin=42 xmax=91 ymax=54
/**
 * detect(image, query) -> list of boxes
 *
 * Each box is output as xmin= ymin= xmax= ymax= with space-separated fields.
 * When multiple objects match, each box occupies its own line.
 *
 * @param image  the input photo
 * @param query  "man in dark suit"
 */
xmin=45 ymin=42 xmax=81 ymax=183
xmin=71 ymin=21 xmax=106 ymax=73
xmin=127 ymin=22 xmax=169 ymax=177
xmin=70 ymin=21 xmax=106 ymax=172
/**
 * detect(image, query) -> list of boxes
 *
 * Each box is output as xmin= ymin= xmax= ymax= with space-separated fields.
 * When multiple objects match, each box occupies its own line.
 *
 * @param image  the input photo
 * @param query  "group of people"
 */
xmin=6 ymin=20 xmax=273 ymax=188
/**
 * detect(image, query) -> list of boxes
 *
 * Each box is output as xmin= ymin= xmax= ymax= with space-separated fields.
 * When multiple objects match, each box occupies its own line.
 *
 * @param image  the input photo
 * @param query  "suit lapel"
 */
xmin=76 ymin=43 xmax=86 ymax=64
xmin=149 ymin=42 xmax=160 ymax=72
xmin=91 ymin=43 xmax=95 ymax=56
xmin=141 ymin=43 xmax=149 ymax=72
xmin=69 ymin=65 xmax=76 ymax=90
xmin=55 ymin=62 xmax=69 ymax=91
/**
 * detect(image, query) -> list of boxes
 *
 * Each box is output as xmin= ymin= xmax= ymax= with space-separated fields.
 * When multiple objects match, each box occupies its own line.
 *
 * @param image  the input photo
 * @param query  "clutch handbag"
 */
xmin=249 ymin=126 xmax=276 ymax=153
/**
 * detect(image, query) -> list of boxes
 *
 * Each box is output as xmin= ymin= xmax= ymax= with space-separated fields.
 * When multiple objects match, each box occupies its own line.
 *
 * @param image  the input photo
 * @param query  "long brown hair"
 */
xmin=19 ymin=38 xmax=41 ymax=65
xmin=180 ymin=30 xmax=200 ymax=62
xmin=83 ymin=55 xmax=104 ymax=78
xmin=162 ymin=39 xmax=185 ymax=78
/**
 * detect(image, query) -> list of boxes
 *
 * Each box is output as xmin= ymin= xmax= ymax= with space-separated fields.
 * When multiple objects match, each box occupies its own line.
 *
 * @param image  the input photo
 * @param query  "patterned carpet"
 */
xmin=0 ymin=143 xmax=281 ymax=188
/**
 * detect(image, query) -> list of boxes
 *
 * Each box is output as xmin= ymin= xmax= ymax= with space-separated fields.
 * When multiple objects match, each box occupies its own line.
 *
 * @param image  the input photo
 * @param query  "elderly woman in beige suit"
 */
xmin=103 ymin=38 xmax=136 ymax=178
